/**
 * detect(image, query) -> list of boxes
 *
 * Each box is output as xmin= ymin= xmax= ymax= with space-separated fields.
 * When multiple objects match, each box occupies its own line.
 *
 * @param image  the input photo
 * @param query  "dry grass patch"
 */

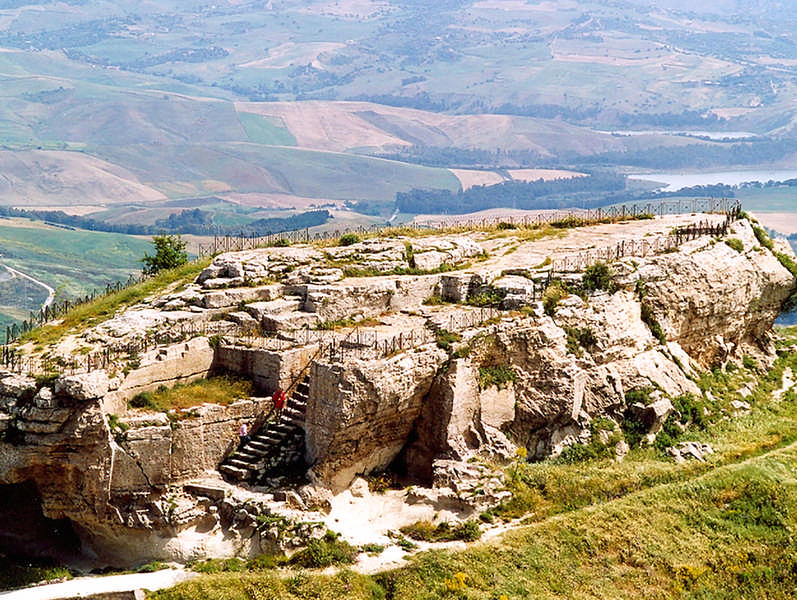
xmin=128 ymin=375 xmax=254 ymax=413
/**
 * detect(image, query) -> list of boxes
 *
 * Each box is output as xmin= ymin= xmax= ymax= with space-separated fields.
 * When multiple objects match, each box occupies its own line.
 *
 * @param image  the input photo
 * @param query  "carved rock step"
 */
xmin=255 ymin=433 xmax=283 ymax=445
xmin=227 ymin=458 xmax=256 ymax=470
xmin=248 ymin=440 xmax=271 ymax=453
xmin=219 ymin=464 xmax=250 ymax=480
xmin=282 ymin=407 xmax=304 ymax=420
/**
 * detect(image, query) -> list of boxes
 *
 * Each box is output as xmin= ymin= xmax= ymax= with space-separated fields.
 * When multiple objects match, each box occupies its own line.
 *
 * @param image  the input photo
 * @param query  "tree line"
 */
xmin=0 ymin=206 xmax=331 ymax=236
xmin=395 ymin=173 xmax=625 ymax=214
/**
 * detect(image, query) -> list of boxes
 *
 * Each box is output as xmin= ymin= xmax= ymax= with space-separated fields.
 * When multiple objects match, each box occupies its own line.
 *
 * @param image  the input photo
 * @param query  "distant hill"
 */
xmin=0 ymin=0 xmax=794 ymax=224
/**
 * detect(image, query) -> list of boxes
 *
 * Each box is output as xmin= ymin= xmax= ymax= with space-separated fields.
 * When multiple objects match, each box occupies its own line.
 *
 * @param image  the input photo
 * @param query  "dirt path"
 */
xmin=0 ymin=568 xmax=194 ymax=600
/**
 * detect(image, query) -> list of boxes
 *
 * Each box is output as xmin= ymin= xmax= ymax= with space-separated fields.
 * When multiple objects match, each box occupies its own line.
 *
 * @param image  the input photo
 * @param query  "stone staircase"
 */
xmin=219 ymin=377 xmax=309 ymax=483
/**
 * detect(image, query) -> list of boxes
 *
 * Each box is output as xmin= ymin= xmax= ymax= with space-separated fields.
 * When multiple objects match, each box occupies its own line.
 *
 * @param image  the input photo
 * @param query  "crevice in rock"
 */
xmin=115 ymin=441 xmax=155 ymax=490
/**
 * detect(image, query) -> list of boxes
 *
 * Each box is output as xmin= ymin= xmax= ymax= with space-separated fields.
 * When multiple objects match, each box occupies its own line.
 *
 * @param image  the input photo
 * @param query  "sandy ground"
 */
xmin=0 ymin=569 xmax=194 ymax=600
xmin=449 ymin=169 xmax=505 ymax=190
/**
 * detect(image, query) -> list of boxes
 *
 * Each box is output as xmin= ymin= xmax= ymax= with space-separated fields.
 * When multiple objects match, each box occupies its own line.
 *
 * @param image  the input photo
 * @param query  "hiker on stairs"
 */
xmin=272 ymin=387 xmax=286 ymax=413
xmin=238 ymin=422 xmax=250 ymax=447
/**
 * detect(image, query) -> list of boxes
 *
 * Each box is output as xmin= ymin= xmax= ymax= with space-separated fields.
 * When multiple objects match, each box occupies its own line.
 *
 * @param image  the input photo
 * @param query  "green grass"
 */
xmin=128 ymin=375 xmax=254 ymax=412
xmin=0 ymin=562 xmax=72 ymax=592
xmin=151 ymin=440 xmax=797 ymax=599
xmin=0 ymin=219 xmax=154 ymax=299
xmin=238 ymin=112 xmax=297 ymax=146
xmin=400 ymin=520 xmax=481 ymax=543
xmin=19 ymin=258 xmax=210 ymax=348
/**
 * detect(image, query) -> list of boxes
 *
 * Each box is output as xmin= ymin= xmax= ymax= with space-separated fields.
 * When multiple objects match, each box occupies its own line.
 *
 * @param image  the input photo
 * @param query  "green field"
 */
xmin=0 ymin=219 xmax=152 ymax=299
xmin=238 ymin=113 xmax=297 ymax=147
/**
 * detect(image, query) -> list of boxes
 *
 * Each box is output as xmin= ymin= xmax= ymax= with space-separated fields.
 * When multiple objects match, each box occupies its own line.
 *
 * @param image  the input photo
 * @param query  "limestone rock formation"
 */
xmin=0 ymin=214 xmax=793 ymax=566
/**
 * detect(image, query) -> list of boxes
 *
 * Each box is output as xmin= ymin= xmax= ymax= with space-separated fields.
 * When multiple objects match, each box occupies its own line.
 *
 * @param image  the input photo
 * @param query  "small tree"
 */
xmin=142 ymin=234 xmax=188 ymax=275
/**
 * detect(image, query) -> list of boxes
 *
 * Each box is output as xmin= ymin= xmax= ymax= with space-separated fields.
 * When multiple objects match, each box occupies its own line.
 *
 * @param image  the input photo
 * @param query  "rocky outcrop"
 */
xmin=630 ymin=219 xmax=794 ymax=366
xmin=305 ymin=345 xmax=448 ymax=490
xmin=0 ymin=368 xmax=279 ymax=565
xmin=195 ymin=236 xmax=482 ymax=289
xmin=1 ymin=215 xmax=793 ymax=567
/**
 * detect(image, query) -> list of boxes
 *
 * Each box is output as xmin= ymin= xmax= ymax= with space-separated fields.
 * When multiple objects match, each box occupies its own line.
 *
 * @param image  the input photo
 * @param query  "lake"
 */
xmin=602 ymin=130 xmax=757 ymax=140
xmin=630 ymin=169 xmax=797 ymax=191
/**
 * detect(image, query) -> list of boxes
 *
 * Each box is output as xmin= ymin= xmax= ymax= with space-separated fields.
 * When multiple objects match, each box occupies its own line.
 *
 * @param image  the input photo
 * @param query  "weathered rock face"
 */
xmin=632 ymin=220 xmax=795 ymax=366
xmin=404 ymin=358 xmax=517 ymax=481
xmin=0 ymin=368 xmax=277 ymax=565
xmin=196 ymin=236 xmax=481 ymax=289
xmin=305 ymin=345 xmax=448 ymax=490
xmin=301 ymin=220 xmax=794 ymax=468
xmin=0 ymin=371 xmax=114 ymax=550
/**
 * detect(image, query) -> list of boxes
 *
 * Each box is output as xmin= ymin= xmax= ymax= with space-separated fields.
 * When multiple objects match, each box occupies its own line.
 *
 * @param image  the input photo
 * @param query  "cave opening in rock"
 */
xmin=386 ymin=427 xmax=435 ymax=488
xmin=0 ymin=481 xmax=81 ymax=565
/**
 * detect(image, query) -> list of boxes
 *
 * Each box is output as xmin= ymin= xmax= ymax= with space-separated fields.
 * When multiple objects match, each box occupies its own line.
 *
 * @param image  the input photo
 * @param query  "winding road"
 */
xmin=3 ymin=264 xmax=55 ymax=310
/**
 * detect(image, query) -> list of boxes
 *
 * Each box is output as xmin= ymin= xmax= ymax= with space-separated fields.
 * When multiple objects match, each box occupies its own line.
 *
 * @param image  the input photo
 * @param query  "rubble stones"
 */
xmin=667 ymin=441 xmax=714 ymax=463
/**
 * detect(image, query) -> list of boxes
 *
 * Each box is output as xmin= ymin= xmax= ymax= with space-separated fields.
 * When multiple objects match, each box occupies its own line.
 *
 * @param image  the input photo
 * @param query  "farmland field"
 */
xmin=0 ymin=218 xmax=152 ymax=300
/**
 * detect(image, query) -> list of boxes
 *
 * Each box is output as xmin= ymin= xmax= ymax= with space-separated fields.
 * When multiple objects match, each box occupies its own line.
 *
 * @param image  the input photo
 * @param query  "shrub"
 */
xmin=776 ymin=252 xmax=797 ymax=281
xmin=288 ymin=531 xmax=358 ymax=568
xmin=191 ymin=558 xmax=247 ymax=574
xmin=435 ymin=329 xmax=462 ymax=353
xmin=554 ymin=443 xmax=599 ymax=464
xmin=496 ymin=221 xmax=517 ymax=230
xmin=478 ymin=364 xmax=516 ymax=389
xmin=564 ymin=326 xmax=597 ymax=355
xmin=128 ymin=392 xmax=156 ymax=410
xmin=752 ymin=225 xmax=774 ymax=251
xmin=582 ymin=262 xmax=616 ymax=293
xmin=672 ymin=393 xmax=708 ymax=429
xmin=423 ymin=292 xmax=448 ymax=306
xmin=399 ymin=520 xmax=481 ymax=542
xmin=271 ymin=237 xmax=291 ymax=247
xmin=625 ymin=387 xmax=653 ymax=406
xmin=338 ymin=233 xmax=361 ymax=246
xmin=361 ymin=543 xmax=385 ymax=555
xmin=542 ymin=283 xmax=568 ymax=316
xmin=366 ymin=471 xmax=398 ymax=493
xmin=142 ymin=234 xmax=188 ymax=275
xmin=467 ymin=286 xmax=506 ymax=307
xmin=727 ymin=479 xmax=790 ymax=528
xmin=725 ymin=238 xmax=744 ymax=253
xmin=640 ymin=302 xmax=666 ymax=344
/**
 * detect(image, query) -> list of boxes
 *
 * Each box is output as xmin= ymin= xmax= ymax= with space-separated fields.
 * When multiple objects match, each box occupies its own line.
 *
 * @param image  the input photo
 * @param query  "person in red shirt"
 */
xmin=272 ymin=387 xmax=286 ymax=412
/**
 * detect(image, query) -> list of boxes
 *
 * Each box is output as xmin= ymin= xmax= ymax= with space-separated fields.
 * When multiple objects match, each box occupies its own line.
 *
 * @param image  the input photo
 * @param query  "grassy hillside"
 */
xmin=88 ymin=143 xmax=461 ymax=202
xmin=0 ymin=218 xmax=152 ymax=299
